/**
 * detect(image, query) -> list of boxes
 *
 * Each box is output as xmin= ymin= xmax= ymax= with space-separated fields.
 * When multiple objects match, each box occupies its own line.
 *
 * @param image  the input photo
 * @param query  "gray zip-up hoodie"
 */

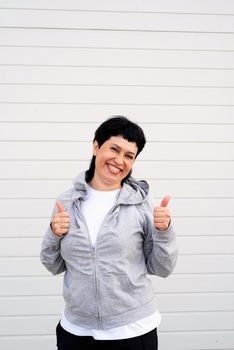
xmin=40 ymin=171 xmax=178 ymax=329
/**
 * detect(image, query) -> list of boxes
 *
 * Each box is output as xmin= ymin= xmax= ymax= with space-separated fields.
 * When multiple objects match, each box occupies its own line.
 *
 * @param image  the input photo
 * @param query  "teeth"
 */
xmin=108 ymin=164 xmax=121 ymax=174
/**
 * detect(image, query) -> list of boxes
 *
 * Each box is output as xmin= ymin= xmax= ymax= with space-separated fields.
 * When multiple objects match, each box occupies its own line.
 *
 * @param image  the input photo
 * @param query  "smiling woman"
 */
xmin=85 ymin=116 xmax=146 ymax=187
xmin=40 ymin=116 xmax=178 ymax=350
xmin=91 ymin=136 xmax=138 ymax=191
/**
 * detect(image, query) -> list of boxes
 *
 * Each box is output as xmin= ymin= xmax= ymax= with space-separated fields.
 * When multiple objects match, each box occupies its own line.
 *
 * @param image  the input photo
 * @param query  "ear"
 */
xmin=93 ymin=140 xmax=99 ymax=156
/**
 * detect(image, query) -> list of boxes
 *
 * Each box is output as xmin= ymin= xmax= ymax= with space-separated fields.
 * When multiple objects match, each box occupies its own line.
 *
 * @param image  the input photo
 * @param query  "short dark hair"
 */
xmin=85 ymin=116 xmax=146 ymax=184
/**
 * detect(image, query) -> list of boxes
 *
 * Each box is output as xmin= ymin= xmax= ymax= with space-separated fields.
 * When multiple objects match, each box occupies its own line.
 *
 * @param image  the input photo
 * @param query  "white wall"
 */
xmin=0 ymin=1 xmax=234 ymax=349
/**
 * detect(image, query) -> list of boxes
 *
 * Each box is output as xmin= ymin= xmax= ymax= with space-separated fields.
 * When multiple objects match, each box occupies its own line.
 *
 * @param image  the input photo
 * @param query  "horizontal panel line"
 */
xmin=2 ymin=121 xmax=234 ymax=126
xmin=1 ymin=179 xmax=234 ymax=182
xmin=1 ymin=102 xmax=234 ymax=107
xmin=159 ymin=330 xmax=234 ymax=334
xmin=1 ymin=197 xmax=234 ymax=200
xmin=1 ymin=26 xmax=234 ymax=35
xmin=158 ymin=291 xmax=234 ymax=298
xmin=1 ymin=82 xmax=234 ymax=89
xmin=0 ymin=334 xmax=54 ymax=338
xmin=0 ymin=274 xmax=61 ymax=278
xmin=1 ymin=292 xmax=234 ymax=298
xmin=180 ymin=254 xmax=234 ymax=257
xmin=161 ymin=330 xmax=234 ymax=336
xmin=1 ymin=146 xmax=234 ymax=150
xmin=175 ymin=234 xmax=234 ymax=237
xmin=1 ymin=159 xmax=234 ymax=163
xmin=0 ymin=252 xmax=227 ymax=256
xmin=1 ymin=272 xmax=233 ymax=278
xmin=0 ymin=216 xmax=49 ymax=219
xmin=1 ymin=178 xmax=234 ymax=182
xmin=1 ymin=44 xmax=234 ymax=53
xmin=156 ymin=198 xmax=234 ymax=201
xmin=0 ymin=314 xmax=60 ymax=319
xmin=1 ymin=273 xmax=233 ymax=278
xmin=161 ymin=310 xmax=233 ymax=318
xmin=0 ymin=218 xmax=51 ymax=220
xmin=1 ymin=270 xmax=234 ymax=280
xmin=1 ymin=254 xmax=234 ymax=258
xmin=146 ymin=178 xmax=234 ymax=181
xmin=0 ymin=294 xmax=60 ymax=298
xmin=1 ymin=7 xmax=234 ymax=16
xmin=1 ymin=64 xmax=234 ymax=71
xmin=0 ymin=272 xmax=233 ymax=277
xmin=0 ymin=240 xmax=234 ymax=246
xmin=0 ymin=295 xmax=59 ymax=299
xmin=0 ymin=144 xmax=229 ymax=149
xmin=0 ymin=154 xmax=234 ymax=159
xmin=157 ymin=291 xmax=234 ymax=295
xmin=0 ymin=332 xmax=234 ymax=339
xmin=0 ymin=312 xmax=226 ymax=321
xmin=0 ymin=275 xmax=54 ymax=278
xmin=162 ymin=310 xmax=234 ymax=315
xmin=172 ymin=272 xmax=234 ymax=276
xmin=1 ymin=156 xmax=234 ymax=160
xmin=1 ymin=141 xmax=234 ymax=145
xmin=0 ymin=255 xmax=44 ymax=258
xmin=1 ymin=234 xmax=234 ymax=239
xmin=0 ymin=334 xmax=233 ymax=341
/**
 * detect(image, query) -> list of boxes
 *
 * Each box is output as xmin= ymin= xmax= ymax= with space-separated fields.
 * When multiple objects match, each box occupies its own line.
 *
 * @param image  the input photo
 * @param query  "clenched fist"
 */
xmin=154 ymin=195 xmax=171 ymax=231
xmin=51 ymin=202 xmax=70 ymax=237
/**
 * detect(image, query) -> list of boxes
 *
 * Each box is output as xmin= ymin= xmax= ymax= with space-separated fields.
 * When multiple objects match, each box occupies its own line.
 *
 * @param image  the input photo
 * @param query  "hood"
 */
xmin=121 ymin=176 xmax=149 ymax=204
xmin=72 ymin=171 xmax=149 ymax=205
xmin=72 ymin=171 xmax=89 ymax=200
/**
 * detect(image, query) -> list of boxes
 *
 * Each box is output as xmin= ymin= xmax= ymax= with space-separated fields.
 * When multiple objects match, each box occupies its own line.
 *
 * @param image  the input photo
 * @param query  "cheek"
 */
xmin=127 ymin=159 xmax=135 ymax=168
xmin=96 ymin=152 xmax=107 ymax=164
xmin=124 ymin=162 xmax=133 ymax=173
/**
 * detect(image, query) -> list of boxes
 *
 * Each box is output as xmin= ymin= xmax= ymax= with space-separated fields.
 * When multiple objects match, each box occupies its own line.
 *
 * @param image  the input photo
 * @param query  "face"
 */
xmin=91 ymin=136 xmax=138 ymax=190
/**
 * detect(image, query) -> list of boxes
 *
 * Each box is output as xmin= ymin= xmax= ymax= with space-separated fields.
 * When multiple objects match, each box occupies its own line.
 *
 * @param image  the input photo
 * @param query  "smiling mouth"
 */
xmin=106 ymin=163 xmax=122 ymax=175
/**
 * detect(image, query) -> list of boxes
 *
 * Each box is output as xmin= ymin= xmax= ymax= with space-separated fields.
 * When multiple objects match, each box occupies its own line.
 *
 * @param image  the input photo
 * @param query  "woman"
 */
xmin=41 ymin=116 xmax=178 ymax=350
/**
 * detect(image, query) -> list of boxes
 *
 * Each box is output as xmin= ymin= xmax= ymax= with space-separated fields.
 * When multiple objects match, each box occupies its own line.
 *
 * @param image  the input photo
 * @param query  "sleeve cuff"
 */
xmin=153 ymin=224 xmax=175 ymax=242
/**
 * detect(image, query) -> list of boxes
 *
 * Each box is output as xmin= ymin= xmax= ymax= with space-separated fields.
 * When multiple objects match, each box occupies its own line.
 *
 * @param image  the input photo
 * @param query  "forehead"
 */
xmin=106 ymin=136 xmax=138 ymax=153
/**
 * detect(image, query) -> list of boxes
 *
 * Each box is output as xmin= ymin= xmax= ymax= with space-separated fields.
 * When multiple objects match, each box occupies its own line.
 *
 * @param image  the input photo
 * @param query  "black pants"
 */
xmin=56 ymin=322 xmax=158 ymax=350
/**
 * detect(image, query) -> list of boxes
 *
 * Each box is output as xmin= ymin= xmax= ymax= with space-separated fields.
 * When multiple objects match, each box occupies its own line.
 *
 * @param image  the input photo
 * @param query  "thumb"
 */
xmin=160 ymin=195 xmax=171 ymax=208
xmin=56 ymin=201 xmax=65 ymax=213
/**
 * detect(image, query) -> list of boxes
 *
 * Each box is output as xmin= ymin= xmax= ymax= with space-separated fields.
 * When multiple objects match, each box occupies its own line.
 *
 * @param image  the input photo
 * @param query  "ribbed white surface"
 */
xmin=0 ymin=1 xmax=234 ymax=349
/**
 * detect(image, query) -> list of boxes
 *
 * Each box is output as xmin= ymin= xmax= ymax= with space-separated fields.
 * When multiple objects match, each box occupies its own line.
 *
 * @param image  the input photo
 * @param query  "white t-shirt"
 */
xmin=61 ymin=185 xmax=161 ymax=339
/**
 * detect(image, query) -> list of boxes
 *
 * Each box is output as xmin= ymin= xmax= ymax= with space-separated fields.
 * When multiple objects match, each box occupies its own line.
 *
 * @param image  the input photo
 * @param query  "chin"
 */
xmin=104 ymin=175 xmax=123 ymax=187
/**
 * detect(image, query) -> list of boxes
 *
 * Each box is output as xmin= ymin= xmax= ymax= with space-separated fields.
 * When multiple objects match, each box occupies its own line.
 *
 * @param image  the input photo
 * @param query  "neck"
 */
xmin=89 ymin=176 xmax=121 ymax=191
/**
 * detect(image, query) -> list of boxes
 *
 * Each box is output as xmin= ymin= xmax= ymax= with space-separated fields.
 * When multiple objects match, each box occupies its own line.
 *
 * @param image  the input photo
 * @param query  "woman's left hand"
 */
xmin=154 ymin=195 xmax=171 ymax=231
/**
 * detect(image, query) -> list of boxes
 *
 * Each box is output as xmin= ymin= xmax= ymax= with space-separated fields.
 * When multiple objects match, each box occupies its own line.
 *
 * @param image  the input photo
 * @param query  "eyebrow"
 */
xmin=111 ymin=143 xmax=136 ymax=156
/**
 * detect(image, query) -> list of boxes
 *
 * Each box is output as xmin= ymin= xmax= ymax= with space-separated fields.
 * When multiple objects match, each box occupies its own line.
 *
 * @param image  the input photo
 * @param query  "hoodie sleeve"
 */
xmin=141 ymin=197 xmax=178 ymax=277
xmin=40 ymin=201 xmax=67 ymax=275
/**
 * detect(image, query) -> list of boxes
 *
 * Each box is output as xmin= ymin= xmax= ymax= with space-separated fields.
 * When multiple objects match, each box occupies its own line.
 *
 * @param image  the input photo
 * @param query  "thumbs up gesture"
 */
xmin=51 ymin=202 xmax=70 ymax=237
xmin=154 ymin=195 xmax=171 ymax=231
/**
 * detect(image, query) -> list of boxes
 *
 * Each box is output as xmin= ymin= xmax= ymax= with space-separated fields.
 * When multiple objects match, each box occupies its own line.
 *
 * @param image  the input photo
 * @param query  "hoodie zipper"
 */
xmin=75 ymin=199 xmax=121 ymax=329
xmin=91 ymin=204 xmax=120 ymax=329
xmin=74 ymin=199 xmax=102 ymax=328
xmin=92 ymin=249 xmax=102 ymax=329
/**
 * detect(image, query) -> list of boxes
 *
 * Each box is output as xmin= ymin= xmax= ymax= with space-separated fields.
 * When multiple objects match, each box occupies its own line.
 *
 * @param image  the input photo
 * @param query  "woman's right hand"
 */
xmin=51 ymin=202 xmax=70 ymax=237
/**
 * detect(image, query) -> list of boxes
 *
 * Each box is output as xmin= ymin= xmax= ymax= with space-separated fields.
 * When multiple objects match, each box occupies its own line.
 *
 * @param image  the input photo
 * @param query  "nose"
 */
xmin=114 ymin=153 xmax=124 ymax=165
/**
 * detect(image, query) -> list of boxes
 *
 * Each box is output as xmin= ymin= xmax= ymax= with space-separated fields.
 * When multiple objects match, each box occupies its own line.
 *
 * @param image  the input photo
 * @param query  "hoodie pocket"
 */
xmin=99 ymin=273 xmax=154 ymax=317
xmin=99 ymin=273 xmax=138 ymax=316
xmin=63 ymin=271 xmax=96 ymax=316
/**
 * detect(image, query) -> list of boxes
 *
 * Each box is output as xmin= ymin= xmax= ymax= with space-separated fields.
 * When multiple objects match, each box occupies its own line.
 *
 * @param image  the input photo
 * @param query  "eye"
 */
xmin=111 ymin=147 xmax=118 ymax=152
xmin=126 ymin=154 xmax=134 ymax=160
